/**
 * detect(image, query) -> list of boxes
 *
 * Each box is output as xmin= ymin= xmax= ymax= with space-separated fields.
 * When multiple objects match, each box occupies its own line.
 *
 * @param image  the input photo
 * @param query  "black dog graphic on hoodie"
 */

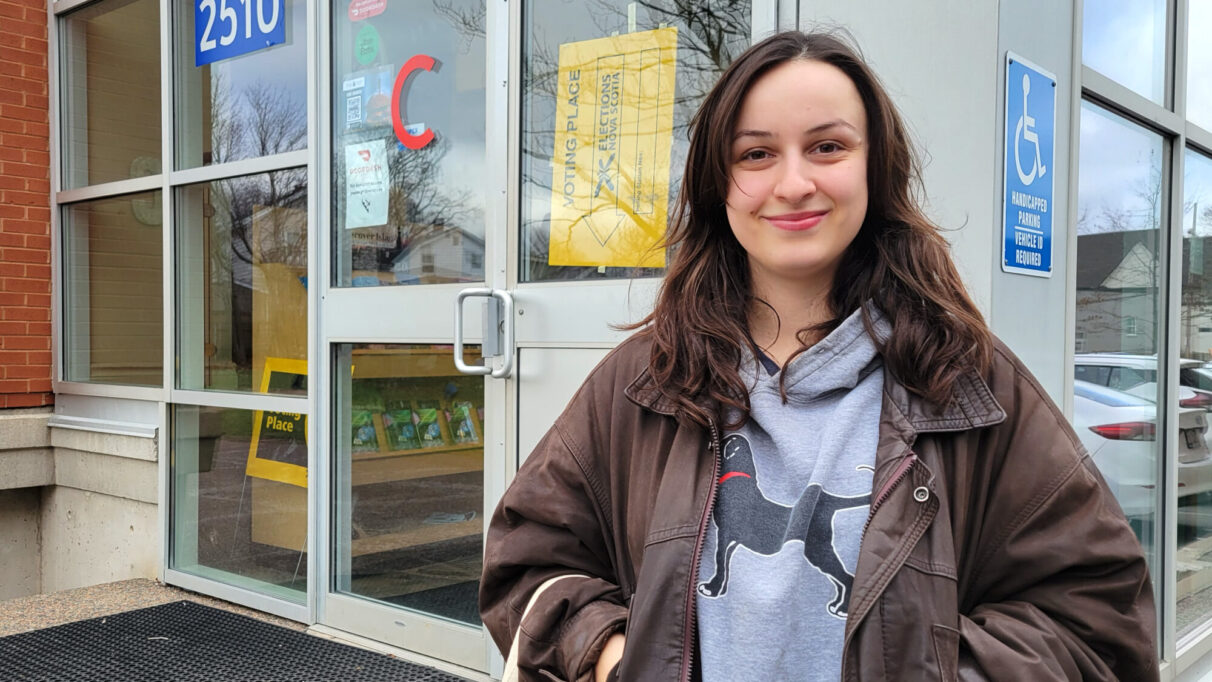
xmin=698 ymin=434 xmax=870 ymax=618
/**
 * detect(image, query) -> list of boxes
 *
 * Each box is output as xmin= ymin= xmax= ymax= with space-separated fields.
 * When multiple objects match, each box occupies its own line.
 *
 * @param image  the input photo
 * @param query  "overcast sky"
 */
xmin=1082 ymin=0 xmax=1166 ymax=103
xmin=1077 ymin=0 xmax=1211 ymax=236
xmin=1077 ymin=102 xmax=1163 ymax=236
xmin=1187 ymin=0 xmax=1212 ymax=133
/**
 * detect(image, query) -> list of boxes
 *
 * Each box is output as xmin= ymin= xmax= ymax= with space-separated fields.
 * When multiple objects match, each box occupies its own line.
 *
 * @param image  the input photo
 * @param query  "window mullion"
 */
xmin=1162 ymin=131 xmax=1183 ymax=664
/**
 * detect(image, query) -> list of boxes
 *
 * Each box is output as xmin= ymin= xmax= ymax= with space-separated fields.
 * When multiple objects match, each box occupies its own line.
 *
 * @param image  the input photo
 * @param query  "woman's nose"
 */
xmin=773 ymin=157 xmax=817 ymax=202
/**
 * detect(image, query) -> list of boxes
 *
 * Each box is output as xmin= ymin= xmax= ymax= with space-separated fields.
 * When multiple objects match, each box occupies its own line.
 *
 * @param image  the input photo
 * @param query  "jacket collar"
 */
xmin=624 ymin=363 xmax=1006 ymax=435
xmin=880 ymin=366 xmax=1006 ymax=440
xmin=625 ymin=369 xmax=686 ymax=417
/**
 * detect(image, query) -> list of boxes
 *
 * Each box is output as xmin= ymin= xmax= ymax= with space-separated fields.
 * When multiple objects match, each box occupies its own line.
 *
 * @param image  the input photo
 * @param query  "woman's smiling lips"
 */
xmin=763 ymin=210 xmax=830 ymax=231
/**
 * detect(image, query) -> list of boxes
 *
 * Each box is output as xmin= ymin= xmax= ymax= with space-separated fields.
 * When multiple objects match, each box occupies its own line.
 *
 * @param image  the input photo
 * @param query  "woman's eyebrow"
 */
xmin=732 ymin=128 xmax=772 ymax=141
xmin=806 ymin=120 xmax=860 ymax=136
xmin=732 ymin=119 xmax=860 ymax=142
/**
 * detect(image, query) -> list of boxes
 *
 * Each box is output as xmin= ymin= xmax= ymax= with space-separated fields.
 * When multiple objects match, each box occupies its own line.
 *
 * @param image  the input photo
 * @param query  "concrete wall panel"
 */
xmin=0 ymin=409 xmax=52 ymax=493
xmin=39 ymin=487 xmax=158 ymax=593
xmin=50 ymin=427 xmax=157 ymax=462
xmin=0 ymin=409 xmax=51 ymax=449
xmin=991 ymin=0 xmax=1074 ymax=403
xmin=0 ymin=488 xmax=41 ymax=600
xmin=0 ymin=449 xmax=53 ymax=490
xmin=53 ymin=450 xmax=157 ymax=505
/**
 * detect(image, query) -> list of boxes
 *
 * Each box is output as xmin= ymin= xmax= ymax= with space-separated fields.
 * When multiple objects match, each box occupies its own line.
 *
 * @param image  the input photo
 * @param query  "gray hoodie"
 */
xmin=696 ymin=308 xmax=887 ymax=681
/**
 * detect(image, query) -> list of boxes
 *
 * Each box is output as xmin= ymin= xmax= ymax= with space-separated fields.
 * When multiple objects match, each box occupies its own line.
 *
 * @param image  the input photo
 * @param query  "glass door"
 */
xmin=320 ymin=0 xmax=500 ymax=672
xmin=511 ymin=0 xmax=760 ymax=455
xmin=318 ymin=0 xmax=771 ymax=675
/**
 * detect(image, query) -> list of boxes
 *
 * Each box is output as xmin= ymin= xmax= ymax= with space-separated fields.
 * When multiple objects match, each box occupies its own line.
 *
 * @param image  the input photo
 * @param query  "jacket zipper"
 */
xmin=679 ymin=418 xmax=722 ymax=682
xmin=861 ymin=451 xmax=918 ymax=536
xmin=841 ymin=450 xmax=922 ymax=680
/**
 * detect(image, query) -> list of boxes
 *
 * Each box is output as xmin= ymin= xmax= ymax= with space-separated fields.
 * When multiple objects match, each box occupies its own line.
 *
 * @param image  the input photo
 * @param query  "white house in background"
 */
xmin=1076 ymin=229 xmax=1212 ymax=360
xmin=390 ymin=225 xmax=485 ymax=285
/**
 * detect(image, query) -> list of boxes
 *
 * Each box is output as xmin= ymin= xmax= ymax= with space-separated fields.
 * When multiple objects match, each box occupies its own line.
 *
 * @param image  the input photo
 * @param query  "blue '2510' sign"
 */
xmin=195 ymin=0 xmax=286 ymax=67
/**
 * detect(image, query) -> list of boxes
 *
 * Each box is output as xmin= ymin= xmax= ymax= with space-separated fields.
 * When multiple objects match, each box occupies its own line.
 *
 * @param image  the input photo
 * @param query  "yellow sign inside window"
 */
xmin=246 ymin=357 xmax=308 ymax=488
xmin=548 ymin=28 xmax=677 ymax=268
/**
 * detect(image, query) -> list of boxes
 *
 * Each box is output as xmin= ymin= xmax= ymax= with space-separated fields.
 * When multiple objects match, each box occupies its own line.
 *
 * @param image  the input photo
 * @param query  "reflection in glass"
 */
xmin=1177 ymin=149 xmax=1212 ymax=639
xmin=174 ymin=0 xmax=307 ymax=168
xmin=521 ymin=0 xmax=750 ymax=282
xmin=171 ymin=404 xmax=307 ymax=602
xmin=1188 ymin=0 xmax=1212 ymax=132
xmin=1073 ymin=101 xmax=1164 ymax=572
xmin=177 ymin=169 xmax=307 ymax=394
xmin=331 ymin=2 xmax=486 ymax=287
xmin=62 ymin=192 xmax=164 ymax=386
xmin=60 ymin=0 xmax=162 ymax=189
xmin=332 ymin=344 xmax=484 ymax=626
xmin=1081 ymin=0 xmax=1165 ymax=103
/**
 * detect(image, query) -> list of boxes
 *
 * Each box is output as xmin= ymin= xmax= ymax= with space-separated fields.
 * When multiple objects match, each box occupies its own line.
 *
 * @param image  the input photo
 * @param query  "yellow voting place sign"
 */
xmin=246 ymin=357 xmax=308 ymax=488
xmin=549 ymin=28 xmax=677 ymax=268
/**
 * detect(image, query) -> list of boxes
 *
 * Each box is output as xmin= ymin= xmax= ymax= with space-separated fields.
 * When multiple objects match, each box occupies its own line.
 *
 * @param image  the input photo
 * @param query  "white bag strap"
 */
xmin=501 ymin=573 xmax=589 ymax=682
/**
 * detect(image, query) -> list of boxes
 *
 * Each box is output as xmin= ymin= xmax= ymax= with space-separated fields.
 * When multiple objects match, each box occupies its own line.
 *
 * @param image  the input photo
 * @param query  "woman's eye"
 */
xmin=815 ymin=142 xmax=841 ymax=154
xmin=739 ymin=149 xmax=770 ymax=162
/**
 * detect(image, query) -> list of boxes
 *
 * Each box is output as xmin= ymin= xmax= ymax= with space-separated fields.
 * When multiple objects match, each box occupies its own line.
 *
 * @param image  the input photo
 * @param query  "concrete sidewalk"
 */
xmin=0 ymin=579 xmax=305 ymax=638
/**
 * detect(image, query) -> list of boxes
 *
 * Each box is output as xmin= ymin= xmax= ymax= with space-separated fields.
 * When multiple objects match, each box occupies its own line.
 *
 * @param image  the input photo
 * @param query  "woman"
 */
xmin=481 ymin=31 xmax=1157 ymax=681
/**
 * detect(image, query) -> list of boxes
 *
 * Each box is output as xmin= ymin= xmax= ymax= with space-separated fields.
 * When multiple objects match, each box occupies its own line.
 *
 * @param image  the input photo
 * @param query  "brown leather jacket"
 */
xmin=480 ymin=334 xmax=1158 ymax=681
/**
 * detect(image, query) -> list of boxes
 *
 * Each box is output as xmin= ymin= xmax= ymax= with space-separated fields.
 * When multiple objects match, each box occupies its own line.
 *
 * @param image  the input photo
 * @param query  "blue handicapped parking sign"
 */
xmin=1002 ymin=53 xmax=1056 ymax=277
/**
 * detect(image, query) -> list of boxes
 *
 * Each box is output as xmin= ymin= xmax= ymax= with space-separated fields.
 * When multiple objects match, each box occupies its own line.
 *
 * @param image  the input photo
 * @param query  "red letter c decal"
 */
xmin=392 ymin=54 xmax=436 ymax=150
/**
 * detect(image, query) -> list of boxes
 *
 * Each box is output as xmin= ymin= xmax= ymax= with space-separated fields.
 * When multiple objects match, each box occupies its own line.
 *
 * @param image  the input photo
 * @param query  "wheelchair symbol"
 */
xmin=1014 ymin=73 xmax=1046 ymax=186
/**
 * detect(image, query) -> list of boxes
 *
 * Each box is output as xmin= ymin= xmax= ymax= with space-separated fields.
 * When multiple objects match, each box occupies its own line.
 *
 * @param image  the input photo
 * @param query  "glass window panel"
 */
xmin=521 ymin=0 xmax=750 ymax=282
xmin=331 ymin=344 xmax=484 ymax=626
xmin=62 ymin=192 xmax=163 ymax=386
xmin=1188 ymin=0 xmax=1212 ymax=132
xmin=171 ymin=404 xmax=306 ymax=602
xmin=60 ymin=0 xmax=162 ymax=189
xmin=173 ymin=0 xmax=307 ymax=169
xmin=1177 ymin=148 xmax=1212 ymax=640
xmin=1073 ymin=101 xmax=1165 ymax=575
xmin=1082 ymin=0 xmax=1166 ymax=104
xmin=330 ymin=2 xmax=486 ymax=287
xmin=176 ymin=168 xmax=307 ymax=394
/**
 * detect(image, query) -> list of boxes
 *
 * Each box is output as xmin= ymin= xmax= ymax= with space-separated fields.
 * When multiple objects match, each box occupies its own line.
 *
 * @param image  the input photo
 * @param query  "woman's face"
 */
xmin=725 ymin=59 xmax=869 ymax=298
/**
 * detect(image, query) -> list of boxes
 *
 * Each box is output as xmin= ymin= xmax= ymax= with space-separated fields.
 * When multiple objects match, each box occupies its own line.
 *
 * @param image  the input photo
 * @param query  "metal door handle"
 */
xmin=454 ymin=288 xmax=514 ymax=378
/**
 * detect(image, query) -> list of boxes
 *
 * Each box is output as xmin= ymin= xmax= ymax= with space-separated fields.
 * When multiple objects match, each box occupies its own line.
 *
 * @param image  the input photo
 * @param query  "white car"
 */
xmin=1075 ymin=353 xmax=1212 ymax=409
xmin=1072 ymin=380 xmax=1212 ymax=518
xmin=1074 ymin=353 xmax=1212 ymax=453
xmin=1181 ymin=366 xmax=1212 ymax=393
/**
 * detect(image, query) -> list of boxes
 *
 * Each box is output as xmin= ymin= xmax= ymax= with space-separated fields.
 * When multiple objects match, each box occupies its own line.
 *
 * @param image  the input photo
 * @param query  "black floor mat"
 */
xmin=381 ymin=581 xmax=481 ymax=626
xmin=0 ymin=601 xmax=471 ymax=681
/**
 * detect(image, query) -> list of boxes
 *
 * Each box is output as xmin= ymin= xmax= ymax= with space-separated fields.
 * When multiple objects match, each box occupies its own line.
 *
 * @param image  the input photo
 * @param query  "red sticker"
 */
xmin=348 ymin=0 xmax=386 ymax=22
xmin=392 ymin=54 xmax=437 ymax=150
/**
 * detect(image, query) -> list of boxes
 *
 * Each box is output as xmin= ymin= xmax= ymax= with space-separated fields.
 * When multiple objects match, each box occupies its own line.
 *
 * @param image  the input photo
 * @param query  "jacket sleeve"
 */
xmin=956 ymin=353 xmax=1158 ymax=681
xmin=479 ymin=419 xmax=628 ymax=682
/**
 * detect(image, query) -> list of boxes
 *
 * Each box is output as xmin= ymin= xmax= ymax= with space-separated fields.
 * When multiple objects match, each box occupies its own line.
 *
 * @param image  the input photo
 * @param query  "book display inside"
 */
xmin=250 ymin=346 xmax=484 ymax=561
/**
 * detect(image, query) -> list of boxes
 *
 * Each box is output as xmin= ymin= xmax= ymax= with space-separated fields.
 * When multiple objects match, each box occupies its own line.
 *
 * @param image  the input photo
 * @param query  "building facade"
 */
xmin=0 ymin=0 xmax=52 ymax=411
xmin=1 ymin=0 xmax=1211 ymax=679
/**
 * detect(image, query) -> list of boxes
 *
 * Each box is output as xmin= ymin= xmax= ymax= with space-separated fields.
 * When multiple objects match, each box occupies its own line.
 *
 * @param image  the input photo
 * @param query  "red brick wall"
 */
xmin=0 ymin=0 xmax=51 ymax=409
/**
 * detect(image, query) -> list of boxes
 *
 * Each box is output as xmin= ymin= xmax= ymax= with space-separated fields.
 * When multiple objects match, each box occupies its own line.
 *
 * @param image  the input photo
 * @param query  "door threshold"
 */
xmin=306 ymin=624 xmax=492 ymax=681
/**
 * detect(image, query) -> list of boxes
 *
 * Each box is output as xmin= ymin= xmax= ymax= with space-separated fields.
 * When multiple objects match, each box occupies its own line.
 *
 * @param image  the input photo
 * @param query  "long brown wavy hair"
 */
xmin=633 ymin=30 xmax=993 ymax=428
